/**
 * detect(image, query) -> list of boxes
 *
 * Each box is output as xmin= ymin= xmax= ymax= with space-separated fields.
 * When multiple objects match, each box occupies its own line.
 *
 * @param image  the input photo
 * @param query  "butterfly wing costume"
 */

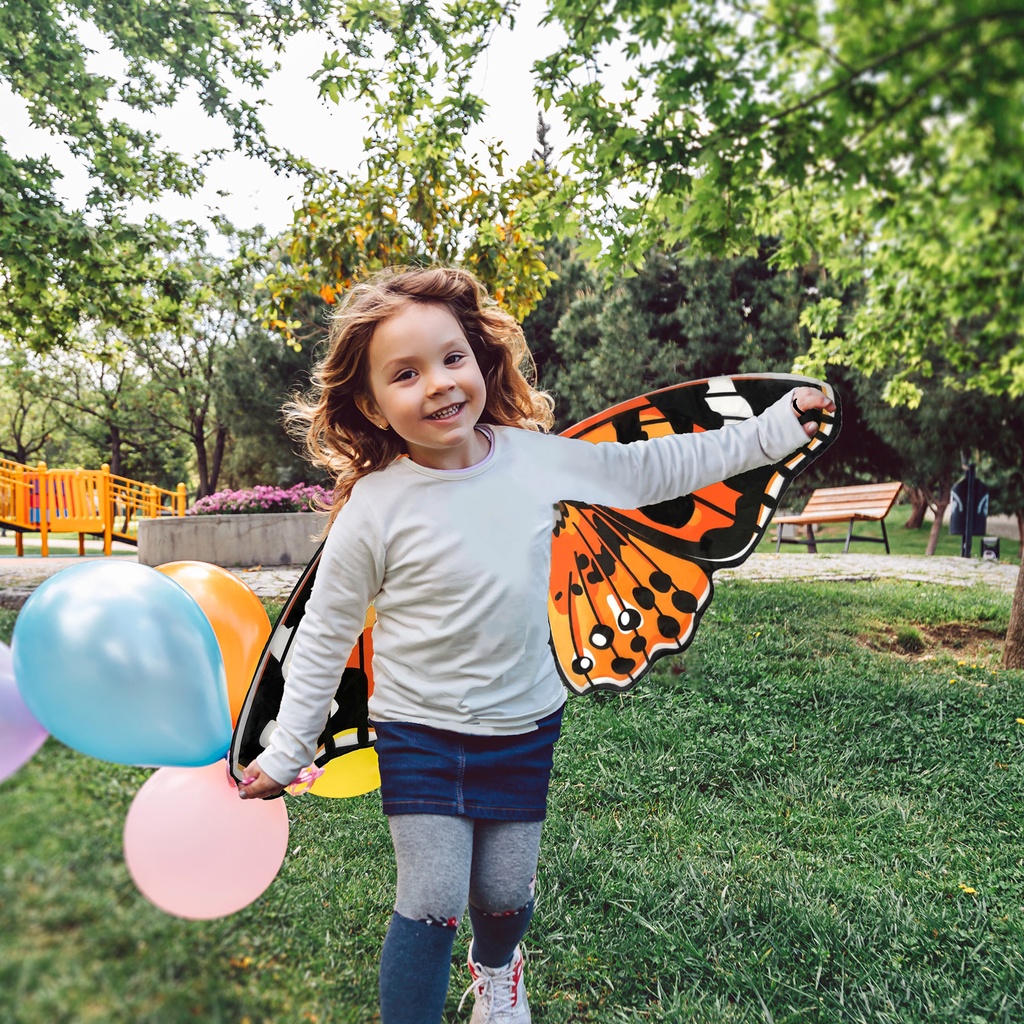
xmin=230 ymin=374 xmax=839 ymax=783
xmin=549 ymin=374 xmax=839 ymax=695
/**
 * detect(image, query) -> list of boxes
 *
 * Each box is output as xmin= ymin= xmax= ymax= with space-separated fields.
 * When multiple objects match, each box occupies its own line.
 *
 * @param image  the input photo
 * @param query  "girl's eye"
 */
xmin=394 ymin=369 xmax=416 ymax=382
xmin=445 ymin=352 xmax=465 ymax=366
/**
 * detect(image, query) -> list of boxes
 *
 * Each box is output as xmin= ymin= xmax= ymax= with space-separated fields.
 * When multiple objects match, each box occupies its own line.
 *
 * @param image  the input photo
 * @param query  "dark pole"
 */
xmin=962 ymin=461 xmax=975 ymax=558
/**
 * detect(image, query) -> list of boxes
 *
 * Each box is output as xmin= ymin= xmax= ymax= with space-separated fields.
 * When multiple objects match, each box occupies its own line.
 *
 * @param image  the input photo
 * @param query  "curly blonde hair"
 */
xmin=286 ymin=266 xmax=555 ymax=523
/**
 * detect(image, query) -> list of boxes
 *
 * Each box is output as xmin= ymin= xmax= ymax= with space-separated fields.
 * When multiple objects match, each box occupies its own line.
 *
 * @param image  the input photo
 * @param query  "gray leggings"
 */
xmin=378 ymin=815 xmax=543 ymax=1022
xmin=389 ymin=813 xmax=542 ymax=923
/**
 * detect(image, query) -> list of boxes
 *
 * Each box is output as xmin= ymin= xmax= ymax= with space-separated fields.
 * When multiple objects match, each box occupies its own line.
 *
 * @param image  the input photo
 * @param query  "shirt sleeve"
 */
xmin=255 ymin=485 xmax=386 ymax=785
xmin=557 ymin=388 xmax=809 ymax=509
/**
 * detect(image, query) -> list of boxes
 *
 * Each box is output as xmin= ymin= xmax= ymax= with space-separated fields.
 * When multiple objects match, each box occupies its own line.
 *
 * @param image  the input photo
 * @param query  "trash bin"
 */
xmin=950 ymin=477 xmax=989 ymax=536
xmin=950 ymin=466 xmax=990 ymax=558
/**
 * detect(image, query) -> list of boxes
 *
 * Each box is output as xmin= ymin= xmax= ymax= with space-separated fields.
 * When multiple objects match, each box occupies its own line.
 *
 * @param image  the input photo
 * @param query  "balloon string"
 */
xmin=285 ymin=765 xmax=326 ymax=796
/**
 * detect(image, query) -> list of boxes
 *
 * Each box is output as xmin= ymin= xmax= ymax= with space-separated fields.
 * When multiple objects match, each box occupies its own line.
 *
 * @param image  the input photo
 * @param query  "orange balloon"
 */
xmin=156 ymin=561 xmax=271 ymax=726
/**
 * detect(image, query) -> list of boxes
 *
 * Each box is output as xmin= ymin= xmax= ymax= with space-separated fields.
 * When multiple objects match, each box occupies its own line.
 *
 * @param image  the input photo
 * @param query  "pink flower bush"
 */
xmin=187 ymin=483 xmax=332 ymax=516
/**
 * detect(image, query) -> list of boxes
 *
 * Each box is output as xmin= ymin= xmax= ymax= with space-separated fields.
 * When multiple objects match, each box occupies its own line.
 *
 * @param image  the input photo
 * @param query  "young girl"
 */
xmin=238 ymin=266 xmax=833 ymax=1022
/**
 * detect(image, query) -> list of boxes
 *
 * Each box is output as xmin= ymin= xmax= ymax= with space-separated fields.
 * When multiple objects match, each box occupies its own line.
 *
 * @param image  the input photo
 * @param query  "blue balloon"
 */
xmin=12 ymin=561 xmax=231 ymax=767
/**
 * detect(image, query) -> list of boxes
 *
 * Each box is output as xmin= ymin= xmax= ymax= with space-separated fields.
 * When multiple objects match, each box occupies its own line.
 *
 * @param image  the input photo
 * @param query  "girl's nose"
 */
xmin=426 ymin=369 xmax=456 ymax=395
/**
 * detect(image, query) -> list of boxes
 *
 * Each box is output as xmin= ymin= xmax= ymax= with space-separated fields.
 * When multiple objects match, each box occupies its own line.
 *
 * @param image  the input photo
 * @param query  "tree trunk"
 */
xmin=193 ymin=415 xmax=211 ymax=498
xmin=207 ymin=424 xmax=227 ymax=495
xmin=905 ymin=486 xmax=928 ymax=529
xmin=925 ymin=495 xmax=948 ymax=556
xmin=108 ymin=424 xmax=123 ymax=477
xmin=1003 ymin=543 xmax=1024 ymax=669
xmin=925 ymin=470 xmax=951 ymax=556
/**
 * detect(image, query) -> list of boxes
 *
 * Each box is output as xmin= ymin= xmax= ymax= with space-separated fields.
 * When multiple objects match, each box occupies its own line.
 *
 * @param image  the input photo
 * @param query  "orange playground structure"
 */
xmin=0 ymin=459 xmax=186 ymax=556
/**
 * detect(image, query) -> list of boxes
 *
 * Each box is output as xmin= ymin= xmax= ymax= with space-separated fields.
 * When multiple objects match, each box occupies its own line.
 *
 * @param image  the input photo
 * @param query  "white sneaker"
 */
xmin=459 ymin=945 xmax=530 ymax=1023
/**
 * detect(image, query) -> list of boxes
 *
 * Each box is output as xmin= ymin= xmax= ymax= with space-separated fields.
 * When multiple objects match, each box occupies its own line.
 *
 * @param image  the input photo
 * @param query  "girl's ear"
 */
xmin=355 ymin=393 xmax=386 ymax=431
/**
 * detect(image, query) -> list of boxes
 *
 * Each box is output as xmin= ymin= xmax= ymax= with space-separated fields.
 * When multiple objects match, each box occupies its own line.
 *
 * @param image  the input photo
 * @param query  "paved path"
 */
xmin=0 ymin=551 xmax=1017 ymax=609
xmin=716 ymin=552 xmax=1019 ymax=593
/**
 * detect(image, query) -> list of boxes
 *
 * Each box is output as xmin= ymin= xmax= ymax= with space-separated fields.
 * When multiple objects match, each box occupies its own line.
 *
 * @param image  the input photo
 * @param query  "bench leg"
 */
xmin=776 ymin=524 xmax=784 ymax=553
xmin=805 ymin=524 xmax=817 ymax=555
xmin=881 ymin=519 xmax=890 ymax=554
xmin=844 ymin=520 xmax=854 ymax=553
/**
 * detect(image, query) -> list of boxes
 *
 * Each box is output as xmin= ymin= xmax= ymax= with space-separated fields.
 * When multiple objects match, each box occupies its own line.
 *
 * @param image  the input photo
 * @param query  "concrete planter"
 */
xmin=137 ymin=511 xmax=328 ymax=568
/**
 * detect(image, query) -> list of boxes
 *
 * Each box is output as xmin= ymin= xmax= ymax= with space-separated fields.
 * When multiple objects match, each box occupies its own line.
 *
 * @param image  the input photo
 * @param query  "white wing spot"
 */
xmin=269 ymin=623 xmax=294 ymax=662
xmin=705 ymin=376 xmax=755 ymax=421
xmin=259 ymin=720 xmax=279 ymax=748
xmin=281 ymin=640 xmax=296 ymax=680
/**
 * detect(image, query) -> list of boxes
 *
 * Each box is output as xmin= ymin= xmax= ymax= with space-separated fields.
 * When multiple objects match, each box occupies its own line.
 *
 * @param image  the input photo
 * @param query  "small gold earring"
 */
xmin=379 ymin=422 xmax=388 ymax=430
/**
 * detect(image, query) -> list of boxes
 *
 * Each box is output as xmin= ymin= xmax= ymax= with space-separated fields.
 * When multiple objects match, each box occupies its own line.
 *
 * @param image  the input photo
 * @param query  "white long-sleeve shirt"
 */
xmin=257 ymin=389 xmax=809 ymax=784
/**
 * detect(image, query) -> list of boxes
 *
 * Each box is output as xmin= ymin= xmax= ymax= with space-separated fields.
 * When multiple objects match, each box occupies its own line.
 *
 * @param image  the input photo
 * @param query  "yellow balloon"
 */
xmin=309 ymin=730 xmax=381 ymax=799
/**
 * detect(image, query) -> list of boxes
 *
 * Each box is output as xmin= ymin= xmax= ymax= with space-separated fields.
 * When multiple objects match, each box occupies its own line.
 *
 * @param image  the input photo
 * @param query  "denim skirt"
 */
xmin=370 ymin=706 xmax=564 ymax=822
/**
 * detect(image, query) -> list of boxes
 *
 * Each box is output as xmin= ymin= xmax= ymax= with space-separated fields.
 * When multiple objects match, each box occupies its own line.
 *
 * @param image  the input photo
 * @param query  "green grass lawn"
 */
xmin=1 ymin=579 xmax=1022 ymax=1023
xmin=759 ymin=502 xmax=1021 ymax=562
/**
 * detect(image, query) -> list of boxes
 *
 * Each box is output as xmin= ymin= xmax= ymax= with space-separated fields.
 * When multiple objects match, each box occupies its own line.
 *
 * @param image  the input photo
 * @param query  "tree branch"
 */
xmin=722 ymin=0 xmax=856 ymax=74
xmin=745 ymin=8 xmax=1024 ymax=138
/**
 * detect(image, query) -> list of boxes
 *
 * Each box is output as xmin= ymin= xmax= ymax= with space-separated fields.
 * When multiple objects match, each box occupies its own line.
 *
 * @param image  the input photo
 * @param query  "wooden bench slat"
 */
xmin=775 ymin=510 xmax=893 ymax=525
xmin=778 ymin=505 xmax=900 ymax=521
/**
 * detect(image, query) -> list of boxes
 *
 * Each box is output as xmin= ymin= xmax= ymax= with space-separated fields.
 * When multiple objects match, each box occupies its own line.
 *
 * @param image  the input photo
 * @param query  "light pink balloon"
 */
xmin=0 ymin=641 xmax=48 ymax=784
xmin=124 ymin=760 xmax=289 ymax=919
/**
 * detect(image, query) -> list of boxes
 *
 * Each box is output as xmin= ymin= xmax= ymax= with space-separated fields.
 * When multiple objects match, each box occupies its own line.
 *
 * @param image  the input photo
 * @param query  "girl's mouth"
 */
xmin=426 ymin=403 xmax=464 ymax=420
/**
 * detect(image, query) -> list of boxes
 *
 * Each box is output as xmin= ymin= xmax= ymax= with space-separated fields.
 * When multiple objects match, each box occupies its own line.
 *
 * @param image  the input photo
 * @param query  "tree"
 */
xmin=131 ymin=237 xmax=277 ymax=498
xmin=215 ymin=301 xmax=323 ymax=489
xmin=547 ymin=285 xmax=681 ymax=427
xmin=0 ymin=348 xmax=59 ymax=464
xmin=134 ymin=323 xmax=229 ymax=499
xmin=520 ymin=237 xmax=596 ymax=392
xmin=982 ymin=398 xmax=1024 ymax=669
xmin=352 ymin=2 xmax=1022 ymax=389
xmin=543 ymin=244 xmax=864 ymax=436
xmin=529 ymin=1 xmax=1024 ymax=399
xmin=2 ymin=1 xmax=561 ymax=353
xmin=13 ymin=228 xmax=292 ymax=496
xmin=986 ymin=403 xmax=1024 ymax=551
xmin=260 ymin=0 xmax=561 ymax=345
xmin=532 ymin=111 xmax=555 ymax=170
xmin=17 ymin=334 xmax=186 ymax=482
xmin=0 ymin=1 xmax=337 ymax=349
xmin=857 ymin=374 xmax=991 ymax=555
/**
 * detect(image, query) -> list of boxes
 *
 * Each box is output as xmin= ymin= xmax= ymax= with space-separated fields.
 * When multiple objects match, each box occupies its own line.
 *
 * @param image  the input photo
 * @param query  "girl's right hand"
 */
xmin=237 ymin=760 xmax=287 ymax=800
xmin=791 ymin=387 xmax=835 ymax=436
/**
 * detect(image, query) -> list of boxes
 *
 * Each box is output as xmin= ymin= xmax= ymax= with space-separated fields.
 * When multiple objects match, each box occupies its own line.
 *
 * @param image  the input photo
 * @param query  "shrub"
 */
xmin=187 ymin=483 xmax=331 ymax=516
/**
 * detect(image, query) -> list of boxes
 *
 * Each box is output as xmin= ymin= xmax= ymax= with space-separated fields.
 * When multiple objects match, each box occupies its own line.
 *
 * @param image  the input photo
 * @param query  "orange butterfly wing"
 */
xmin=549 ymin=374 xmax=840 ymax=695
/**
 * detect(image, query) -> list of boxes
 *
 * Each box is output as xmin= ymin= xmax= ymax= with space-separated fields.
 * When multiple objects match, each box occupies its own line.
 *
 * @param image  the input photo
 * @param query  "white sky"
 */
xmin=0 ymin=0 xmax=568 ymax=239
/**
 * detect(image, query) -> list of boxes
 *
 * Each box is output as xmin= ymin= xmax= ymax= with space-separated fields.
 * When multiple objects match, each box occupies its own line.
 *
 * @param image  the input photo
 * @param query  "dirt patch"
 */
xmin=858 ymin=622 xmax=1005 ymax=662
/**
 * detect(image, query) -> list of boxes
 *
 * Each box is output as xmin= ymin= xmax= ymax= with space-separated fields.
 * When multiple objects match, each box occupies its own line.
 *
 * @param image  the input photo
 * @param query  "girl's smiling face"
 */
xmin=356 ymin=302 xmax=490 ymax=470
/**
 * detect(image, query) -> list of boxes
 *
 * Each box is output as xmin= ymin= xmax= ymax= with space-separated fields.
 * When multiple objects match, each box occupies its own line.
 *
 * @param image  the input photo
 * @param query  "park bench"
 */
xmin=774 ymin=481 xmax=904 ymax=554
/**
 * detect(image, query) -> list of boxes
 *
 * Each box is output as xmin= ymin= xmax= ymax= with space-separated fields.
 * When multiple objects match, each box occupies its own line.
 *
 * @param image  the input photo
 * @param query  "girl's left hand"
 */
xmin=236 ymin=760 xmax=286 ymax=800
xmin=791 ymin=387 xmax=835 ymax=436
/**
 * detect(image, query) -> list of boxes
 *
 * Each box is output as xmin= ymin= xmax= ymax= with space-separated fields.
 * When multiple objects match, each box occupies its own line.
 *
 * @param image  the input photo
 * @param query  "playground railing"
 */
xmin=0 ymin=461 xmax=186 ymax=557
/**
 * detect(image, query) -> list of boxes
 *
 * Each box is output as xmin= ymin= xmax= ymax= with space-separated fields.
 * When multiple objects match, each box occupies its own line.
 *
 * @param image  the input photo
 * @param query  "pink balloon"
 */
xmin=124 ymin=760 xmax=289 ymax=919
xmin=0 ymin=641 xmax=48 ymax=784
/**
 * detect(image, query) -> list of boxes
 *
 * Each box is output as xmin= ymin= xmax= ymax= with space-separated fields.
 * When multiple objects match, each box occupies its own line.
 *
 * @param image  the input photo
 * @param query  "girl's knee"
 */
xmin=470 ymin=897 xmax=533 ymax=920
xmin=469 ymin=874 xmax=536 ymax=917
